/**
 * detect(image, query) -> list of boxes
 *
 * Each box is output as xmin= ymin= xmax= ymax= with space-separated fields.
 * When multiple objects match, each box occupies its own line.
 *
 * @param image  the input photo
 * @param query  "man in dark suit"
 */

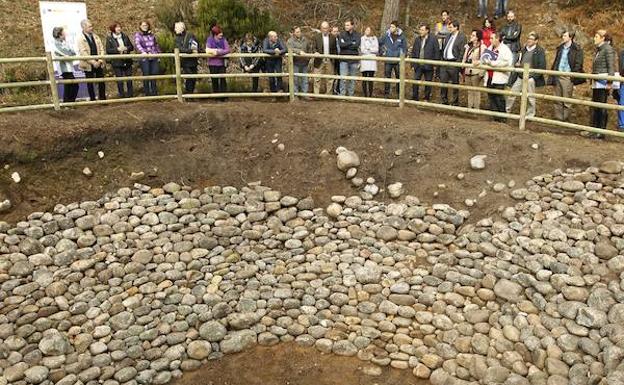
xmin=410 ymin=24 xmax=440 ymax=101
xmin=312 ymin=21 xmax=338 ymax=95
xmin=439 ymin=21 xmax=466 ymax=105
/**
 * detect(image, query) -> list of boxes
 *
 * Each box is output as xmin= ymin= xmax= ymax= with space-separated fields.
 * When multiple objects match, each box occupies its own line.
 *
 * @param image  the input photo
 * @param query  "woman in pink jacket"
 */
xmin=205 ymin=26 xmax=231 ymax=96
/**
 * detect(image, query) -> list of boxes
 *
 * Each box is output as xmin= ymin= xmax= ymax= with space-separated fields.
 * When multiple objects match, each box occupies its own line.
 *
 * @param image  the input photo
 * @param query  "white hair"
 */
xmin=80 ymin=19 xmax=91 ymax=29
xmin=174 ymin=22 xmax=186 ymax=31
xmin=268 ymin=31 xmax=277 ymax=38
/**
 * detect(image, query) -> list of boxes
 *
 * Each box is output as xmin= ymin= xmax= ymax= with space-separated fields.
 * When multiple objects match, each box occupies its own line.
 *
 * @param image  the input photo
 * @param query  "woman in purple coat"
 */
xmin=134 ymin=20 xmax=161 ymax=96
xmin=205 ymin=26 xmax=231 ymax=96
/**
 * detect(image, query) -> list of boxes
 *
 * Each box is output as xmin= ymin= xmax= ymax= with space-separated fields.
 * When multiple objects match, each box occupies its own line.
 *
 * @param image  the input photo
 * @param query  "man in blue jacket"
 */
xmin=263 ymin=31 xmax=288 ymax=92
xmin=379 ymin=21 xmax=407 ymax=98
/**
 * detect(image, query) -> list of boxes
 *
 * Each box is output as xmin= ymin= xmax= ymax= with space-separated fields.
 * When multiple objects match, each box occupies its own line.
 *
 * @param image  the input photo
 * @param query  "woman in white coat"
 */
xmin=360 ymin=27 xmax=379 ymax=97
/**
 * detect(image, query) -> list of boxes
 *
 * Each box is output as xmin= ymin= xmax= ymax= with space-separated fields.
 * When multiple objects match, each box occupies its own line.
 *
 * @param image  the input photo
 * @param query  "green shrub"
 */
xmin=196 ymin=0 xmax=280 ymax=40
xmin=154 ymin=0 xmax=196 ymax=33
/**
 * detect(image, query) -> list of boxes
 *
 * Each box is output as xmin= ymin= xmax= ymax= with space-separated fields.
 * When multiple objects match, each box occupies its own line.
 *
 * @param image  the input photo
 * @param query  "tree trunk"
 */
xmin=380 ymin=0 xmax=400 ymax=33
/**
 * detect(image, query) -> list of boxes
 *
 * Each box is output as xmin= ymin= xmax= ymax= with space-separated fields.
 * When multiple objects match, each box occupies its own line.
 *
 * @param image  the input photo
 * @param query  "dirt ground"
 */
xmin=171 ymin=343 xmax=429 ymax=385
xmin=1 ymin=99 xmax=624 ymax=226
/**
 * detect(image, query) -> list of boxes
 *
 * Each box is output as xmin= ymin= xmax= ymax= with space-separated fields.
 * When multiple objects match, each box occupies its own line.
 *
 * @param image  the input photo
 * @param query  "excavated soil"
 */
xmin=171 ymin=343 xmax=430 ymax=385
xmin=1 ymin=100 xmax=622 ymax=226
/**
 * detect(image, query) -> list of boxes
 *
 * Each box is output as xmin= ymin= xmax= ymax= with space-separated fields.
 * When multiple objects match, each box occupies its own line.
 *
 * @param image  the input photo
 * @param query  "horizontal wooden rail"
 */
xmin=60 ymin=95 xmax=176 ymax=107
xmin=184 ymin=92 xmax=289 ymax=99
xmin=181 ymin=72 xmax=289 ymax=79
xmin=295 ymin=92 xmax=401 ymax=104
xmin=0 ymin=80 xmax=50 ymax=89
xmin=530 ymin=92 xmax=624 ymax=111
xmin=0 ymin=103 xmax=55 ymax=113
xmin=406 ymin=79 xmax=522 ymax=97
xmin=405 ymin=99 xmax=520 ymax=120
xmin=56 ymin=74 xmax=176 ymax=84
xmin=301 ymin=73 xmax=401 ymax=83
xmin=296 ymin=53 xmax=401 ymax=63
xmin=528 ymin=68 xmax=624 ymax=83
xmin=53 ymin=53 xmax=174 ymax=61
xmin=0 ymin=57 xmax=46 ymax=64
xmin=405 ymin=57 xmax=522 ymax=74
xmin=527 ymin=116 xmax=624 ymax=138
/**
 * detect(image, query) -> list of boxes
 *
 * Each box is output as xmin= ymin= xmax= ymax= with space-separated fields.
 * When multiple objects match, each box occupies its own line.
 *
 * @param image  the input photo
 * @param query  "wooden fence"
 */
xmin=1 ymin=49 xmax=624 ymax=138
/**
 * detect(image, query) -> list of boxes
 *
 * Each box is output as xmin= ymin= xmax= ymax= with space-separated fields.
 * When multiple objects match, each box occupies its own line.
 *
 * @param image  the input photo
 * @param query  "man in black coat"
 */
xmin=439 ymin=21 xmax=466 ymax=106
xmin=411 ymin=24 xmax=440 ymax=101
xmin=500 ymin=10 xmax=522 ymax=84
xmin=550 ymin=30 xmax=584 ymax=122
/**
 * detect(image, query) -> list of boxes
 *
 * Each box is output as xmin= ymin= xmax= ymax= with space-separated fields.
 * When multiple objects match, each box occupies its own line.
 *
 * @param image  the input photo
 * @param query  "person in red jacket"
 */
xmin=482 ymin=17 xmax=496 ymax=48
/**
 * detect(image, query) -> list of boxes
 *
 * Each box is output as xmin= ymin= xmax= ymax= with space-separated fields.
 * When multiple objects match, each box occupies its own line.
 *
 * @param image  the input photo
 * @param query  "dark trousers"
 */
xmin=333 ymin=60 xmax=341 ymax=95
xmin=440 ymin=64 xmax=460 ymax=105
xmin=362 ymin=71 xmax=375 ymax=97
xmin=112 ymin=66 xmax=133 ymax=98
xmin=139 ymin=59 xmax=159 ymax=96
xmin=246 ymin=68 xmax=261 ymax=92
xmin=384 ymin=63 xmax=400 ymax=96
xmin=84 ymin=67 xmax=106 ymax=101
xmin=182 ymin=66 xmax=198 ymax=94
xmin=265 ymin=59 xmax=283 ymax=92
xmin=412 ymin=66 xmax=434 ymax=101
xmin=487 ymin=78 xmax=506 ymax=122
xmin=209 ymin=65 xmax=227 ymax=94
xmin=61 ymin=72 xmax=79 ymax=103
xmin=591 ymin=89 xmax=609 ymax=129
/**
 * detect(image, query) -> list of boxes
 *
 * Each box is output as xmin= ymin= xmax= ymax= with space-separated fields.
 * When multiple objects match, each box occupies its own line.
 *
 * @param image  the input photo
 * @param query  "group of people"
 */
xmin=51 ymin=12 xmax=623 ymax=134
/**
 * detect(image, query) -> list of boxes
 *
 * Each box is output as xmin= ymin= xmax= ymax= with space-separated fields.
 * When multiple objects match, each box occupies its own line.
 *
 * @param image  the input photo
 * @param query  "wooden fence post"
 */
xmin=518 ymin=63 xmax=530 ymax=130
xmin=174 ymin=48 xmax=183 ymax=103
xmin=45 ymin=51 xmax=60 ymax=110
xmin=399 ymin=54 xmax=406 ymax=108
xmin=288 ymin=52 xmax=295 ymax=102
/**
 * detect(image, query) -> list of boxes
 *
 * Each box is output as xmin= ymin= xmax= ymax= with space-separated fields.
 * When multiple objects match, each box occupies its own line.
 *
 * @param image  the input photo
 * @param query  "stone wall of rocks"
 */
xmin=1 ymin=162 xmax=624 ymax=385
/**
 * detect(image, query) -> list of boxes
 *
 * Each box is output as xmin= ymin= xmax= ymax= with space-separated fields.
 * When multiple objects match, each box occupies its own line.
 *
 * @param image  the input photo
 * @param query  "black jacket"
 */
xmin=500 ymin=21 xmax=522 ymax=53
xmin=312 ymin=32 xmax=338 ymax=68
xmin=551 ymin=42 xmax=585 ymax=85
xmin=175 ymin=32 xmax=199 ymax=68
xmin=239 ymin=38 xmax=264 ymax=71
xmin=105 ymin=32 xmax=134 ymax=68
xmin=513 ymin=45 xmax=547 ymax=87
xmin=338 ymin=30 xmax=361 ymax=56
xmin=410 ymin=33 xmax=440 ymax=71
xmin=441 ymin=32 xmax=467 ymax=62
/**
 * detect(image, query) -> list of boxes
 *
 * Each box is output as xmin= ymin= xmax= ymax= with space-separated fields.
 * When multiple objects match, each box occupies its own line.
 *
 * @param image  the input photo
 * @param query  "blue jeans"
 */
xmin=140 ymin=59 xmax=160 ymax=96
xmin=495 ymin=0 xmax=508 ymax=17
xmin=265 ymin=59 xmax=283 ymax=92
xmin=340 ymin=60 xmax=359 ymax=96
xmin=478 ymin=0 xmax=488 ymax=17
xmin=294 ymin=62 xmax=309 ymax=93
xmin=619 ymin=89 xmax=624 ymax=129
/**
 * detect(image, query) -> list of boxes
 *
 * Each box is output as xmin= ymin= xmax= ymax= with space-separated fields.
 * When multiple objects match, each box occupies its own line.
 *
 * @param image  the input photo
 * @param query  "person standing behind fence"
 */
xmin=618 ymin=48 xmax=624 ymax=130
xmin=174 ymin=22 xmax=199 ymax=94
xmin=379 ymin=21 xmax=406 ymax=99
xmin=434 ymin=11 xmax=452 ymax=56
xmin=263 ymin=31 xmax=287 ymax=92
xmin=500 ymin=10 xmax=522 ymax=83
xmin=440 ymin=21 xmax=466 ymax=106
xmin=312 ymin=22 xmax=338 ymax=95
xmin=240 ymin=33 xmax=263 ymax=93
xmin=338 ymin=19 xmax=361 ymax=97
xmin=590 ymin=30 xmax=616 ymax=137
xmin=481 ymin=31 xmax=513 ymax=122
xmin=331 ymin=26 xmax=341 ymax=95
xmin=360 ymin=27 xmax=379 ymax=98
xmin=287 ymin=26 xmax=310 ymax=95
xmin=462 ymin=30 xmax=486 ymax=110
xmin=105 ymin=23 xmax=134 ymax=98
xmin=506 ymin=32 xmax=546 ymax=118
xmin=482 ymin=18 xmax=496 ymax=48
xmin=206 ymin=26 xmax=231 ymax=97
xmin=134 ymin=21 xmax=161 ymax=96
xmin=549 ymin=30 xmax=584 ymax=122
xmin=78 ymin=19 xmax=106 ymax=101
xmin=410 ymin=24 xmax=439 ymax=101
xmin=52 ymin=27 xmax=79 ymax=103
xmin=494 ymin=0 xmax=509 ymax=19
